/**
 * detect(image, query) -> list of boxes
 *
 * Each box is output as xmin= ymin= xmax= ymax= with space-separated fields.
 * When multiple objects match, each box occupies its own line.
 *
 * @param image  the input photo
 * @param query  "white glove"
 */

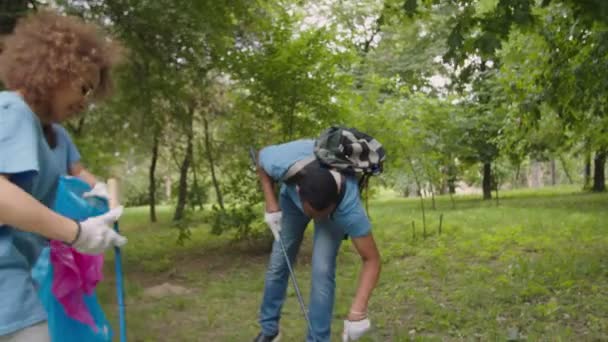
xmin=342 ymin=318 xmax=371 ymax=341
xmin=264 ymin=211 xmax=282 ymax=241
xmin=71 ymin=207 xmax=127 ymax=255
xmin=83 ymin=182 xmax=110 ymax=200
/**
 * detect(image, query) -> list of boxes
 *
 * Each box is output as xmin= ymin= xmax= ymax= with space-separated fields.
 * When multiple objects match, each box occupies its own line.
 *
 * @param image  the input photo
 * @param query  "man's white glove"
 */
xmin=264 ymin=211 xmax=282 ymax=241
xmin=83 ymin=182 xmax=110 ymax=200
xmin=71 ymin=207 xmax=127 ymax=255
xmin=342 ymin=318 xmax=371 ymax=341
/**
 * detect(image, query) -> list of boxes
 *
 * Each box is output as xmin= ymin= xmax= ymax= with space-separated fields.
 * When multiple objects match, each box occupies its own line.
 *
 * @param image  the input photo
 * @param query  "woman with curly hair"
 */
xmin=0 ymin=10 xmax=127 ymax=341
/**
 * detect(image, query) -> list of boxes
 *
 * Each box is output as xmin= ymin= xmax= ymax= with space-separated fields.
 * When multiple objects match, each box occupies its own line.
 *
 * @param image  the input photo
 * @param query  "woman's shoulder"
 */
xmin=0 ymin=91 xmax=37 ymax=121
xmin=0 ymin=91 xmax=39 ymax=137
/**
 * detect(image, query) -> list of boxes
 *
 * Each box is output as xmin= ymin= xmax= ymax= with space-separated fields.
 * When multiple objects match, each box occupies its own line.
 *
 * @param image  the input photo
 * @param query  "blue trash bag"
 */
xmin=31 ymin=176 xmax=113 ymax=342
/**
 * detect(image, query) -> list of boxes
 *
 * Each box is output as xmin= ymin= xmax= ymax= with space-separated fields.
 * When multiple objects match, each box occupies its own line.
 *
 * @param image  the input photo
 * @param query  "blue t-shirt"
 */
xmin=50 ymin=124 xmax=81 ymax=175
xmin=0 ymin=91 xmax=61 ymax=335
xmin=259 ymin=139 xmax=371 ymax=238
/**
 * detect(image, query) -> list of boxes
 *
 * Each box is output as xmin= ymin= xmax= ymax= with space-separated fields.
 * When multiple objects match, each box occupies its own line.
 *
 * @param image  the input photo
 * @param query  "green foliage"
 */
xmin=232 ymin=21 xmax=353 ymax=141
xmin=206 ymin=162 xmax=267 ymax=240
xmin=404 ymin=0 xmax=536 ymax=67
xmin=209 ymin=205 xmax=266 ymax=242
xmin=50 ymin=0 xmax=608 ymax=227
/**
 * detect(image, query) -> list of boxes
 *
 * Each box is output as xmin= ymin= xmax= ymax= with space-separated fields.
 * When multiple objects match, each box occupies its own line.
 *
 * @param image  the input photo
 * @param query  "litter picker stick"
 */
xmin=107 ymin=178 xmax=127 ymax=342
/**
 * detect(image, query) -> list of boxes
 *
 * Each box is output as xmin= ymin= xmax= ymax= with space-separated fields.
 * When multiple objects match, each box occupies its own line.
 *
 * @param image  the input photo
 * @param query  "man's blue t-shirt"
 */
xmin=259 ymin=139 xmax=371 ymax=238
xmin=0 ymin=91 xmax=61 ymax=335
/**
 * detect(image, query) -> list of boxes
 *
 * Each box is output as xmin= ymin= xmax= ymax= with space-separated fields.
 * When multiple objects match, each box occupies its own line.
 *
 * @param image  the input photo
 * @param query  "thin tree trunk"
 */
xmin=447 ymin=160 xmax=457 ymax=194
xmin=137 ymin=58 xmax=158 ymax=222
xmin=149 ymin=131 xmax=159 ymax=222
xmin=422 ymin=165 xmax=436 ymax=210
xmin=191 ymin=163 xmax=203 ymax=211
xmin=482 ymin=162 xmax=492 ymax=200
xmin=448 ymin=178 xmax=456 ymax=194
xmin=494 ymin=164 xmax=500 ymax=207
xmin=408 ymin=158 xmax=427 ymax=235
xmin=174 ymin=112 xmax=194 ymax=221
xmin=174 ymin=135 xmax=193 ymax=221
xmin=550 ymin=159 xmax=557 ymax=186
xmin=558 ymin=155 xmax=573 ymax=184
xmin=592 ymin=150 xmax=606 ymax=192
xmin=203 ymin=116 xmax=224 ymax=210
xmin=430 ymin=185 xmax=436 ymax=210
xmin=584 ymin=153 xmax=592 ymax=189
xmin=421 ymin=195 xmax=427 ymax=238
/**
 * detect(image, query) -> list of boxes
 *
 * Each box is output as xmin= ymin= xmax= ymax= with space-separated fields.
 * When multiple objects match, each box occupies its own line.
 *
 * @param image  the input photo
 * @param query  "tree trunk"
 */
xmin=191 ymin=163 xmax=203 ymax=211
xmin=448 ymin=175 xmax=456 ymax=194
xmin=482 ymin=162 xmax=492 ymax=200
xmin=550 ymin=159 xmax=557 ymax=186
xmin=421 ymin=165 xmax=436 ymax=209
xmin=149 ymin=131 xmax=159 ymax=222
xmin=494 ymin=163 xmax=500 ymax=206
xmin=584 ymin=153 xmax=592 ymax=189
xmin=203 ymin=116 xmax=224 ymax=210
xmin=559 ymin=155 xmax=573 ymax=184
xmin=592 ymin=150 xmax=606 ymax=192
xmin=138 ymin=57 xmax=157 ymax=222
xmin=438 ymin=180 xmax=447 ymax=195
xmin=447 ymin=161 xmax=457 ymax=194
xmin=174 ymin=116 xmax=194 ymax=221
xmin=408 ymin=158 xmax=427 ymax=235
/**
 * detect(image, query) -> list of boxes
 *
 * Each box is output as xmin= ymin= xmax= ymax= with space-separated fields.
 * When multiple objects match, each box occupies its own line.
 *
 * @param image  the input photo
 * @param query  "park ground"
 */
xmin=97 ymin=186 xmax=608 ymax=341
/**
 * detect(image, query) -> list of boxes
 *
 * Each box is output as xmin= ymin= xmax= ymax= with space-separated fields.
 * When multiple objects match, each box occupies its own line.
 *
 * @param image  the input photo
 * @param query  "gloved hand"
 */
xmin=70 ymin=207 xmax=127 ymax=255
xmin=264 ymin=211 xmax=282 ymax=241
xmin=342 ymin=318 xmax=371 ymax=341
xmin=83 ymin=182 xmax=110 ymax=200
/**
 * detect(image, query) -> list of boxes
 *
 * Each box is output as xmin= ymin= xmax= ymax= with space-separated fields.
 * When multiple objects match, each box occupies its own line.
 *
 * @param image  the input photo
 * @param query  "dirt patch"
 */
xmin=143 ymin=282 xmax=193 ymax=298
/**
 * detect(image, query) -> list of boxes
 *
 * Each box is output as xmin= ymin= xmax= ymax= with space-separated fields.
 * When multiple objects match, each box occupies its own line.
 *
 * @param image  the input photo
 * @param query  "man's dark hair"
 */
xmin=296 ymin=165 xmax=339 ymax=211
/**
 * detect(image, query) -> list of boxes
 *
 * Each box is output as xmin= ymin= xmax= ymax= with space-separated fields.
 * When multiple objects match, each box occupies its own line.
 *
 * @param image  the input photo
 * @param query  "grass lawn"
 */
xmin=97 ymin=186 xmax=608 ymax=341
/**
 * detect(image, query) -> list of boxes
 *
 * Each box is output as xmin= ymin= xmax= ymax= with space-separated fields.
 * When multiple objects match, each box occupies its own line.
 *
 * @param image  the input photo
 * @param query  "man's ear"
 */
xmin=296 ymin=185 xmax=300 ymax=193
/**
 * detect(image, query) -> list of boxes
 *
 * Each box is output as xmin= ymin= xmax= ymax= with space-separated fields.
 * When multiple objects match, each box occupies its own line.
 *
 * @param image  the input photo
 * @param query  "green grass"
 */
xmin=97 ymin=186 xmax=608 ymax=341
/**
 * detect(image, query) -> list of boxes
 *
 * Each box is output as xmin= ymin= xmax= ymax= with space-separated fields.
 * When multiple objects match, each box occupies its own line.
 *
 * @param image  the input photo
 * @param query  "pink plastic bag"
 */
xmin=50 ymin=240 xmax=104 ymax=328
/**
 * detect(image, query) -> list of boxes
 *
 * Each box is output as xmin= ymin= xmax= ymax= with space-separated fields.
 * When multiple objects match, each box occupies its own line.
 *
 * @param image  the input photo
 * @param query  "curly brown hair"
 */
xmin=0 ymin=10 xmax=122 ymax=118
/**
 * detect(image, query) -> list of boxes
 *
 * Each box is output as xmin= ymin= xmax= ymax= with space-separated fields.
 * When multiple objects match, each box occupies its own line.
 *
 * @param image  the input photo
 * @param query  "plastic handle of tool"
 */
xmin=107 ymin=178 xmax=127 ymax=342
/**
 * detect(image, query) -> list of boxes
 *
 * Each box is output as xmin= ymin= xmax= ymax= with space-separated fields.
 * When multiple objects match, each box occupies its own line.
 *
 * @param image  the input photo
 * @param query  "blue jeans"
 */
xmin=259 ymin=191 xmax=344 ymax=342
